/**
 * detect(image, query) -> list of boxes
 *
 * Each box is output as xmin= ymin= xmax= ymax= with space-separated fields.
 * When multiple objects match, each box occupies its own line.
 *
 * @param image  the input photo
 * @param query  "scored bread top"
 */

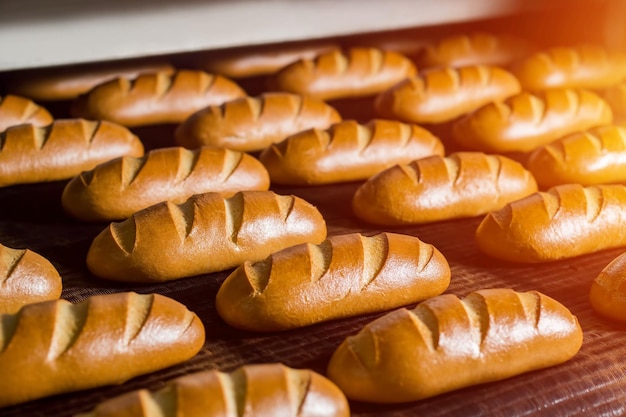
xmin=0 ymin=95 xmax=53 ymax=132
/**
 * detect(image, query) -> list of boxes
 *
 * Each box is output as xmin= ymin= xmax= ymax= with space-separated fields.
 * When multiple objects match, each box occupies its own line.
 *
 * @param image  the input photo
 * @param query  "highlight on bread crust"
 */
xmin=0 ymin=243 xmax=62 ymax=315
xmin=259 ymin=119 xmax=445 ymax=185
xmin=475 ymin=184 xmax=626 ymax=262
xmin=216 ymin=232 xmax=450 ymax=331
xmin=70 ymin=70 xmax=246 ymax=127
xmin=526 ymin=125 xmax=626 ymax=188
xmin=75 ymin=363 xmax=350 ymax=417
xmin=352 ymin=152 xmax=538 ymax=225
xmin=86 ymin=190 xmax=327 ymax=282
xmin=327 ymin=288 xmax=582 ymax=403
xmin=590 ymin=251 xmax=626 ymax=322
xmin=452 ymin=88 xmax=613 ymax=153
xmin=514 ymin=44 xmax=626 ymax=91
xmin=62 ymin=146 xmax=270 ymax=221
xmin=0 ymin=118 xmax=144 ymax=188
xmin=174 ymin=92 xmax=341 ymax=151
xmin=0 ymin=292 xmax=205 ymax=408
xmin=374 ymin=65 xmax=521 ymax=124
xmin=0 ymin=95 xmax=53 ymax=132
xmin=270 ymin=47 xmax=417 ymax=101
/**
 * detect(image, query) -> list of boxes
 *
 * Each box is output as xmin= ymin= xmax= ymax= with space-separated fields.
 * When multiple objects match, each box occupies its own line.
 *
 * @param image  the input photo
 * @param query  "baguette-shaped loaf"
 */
xmin=199 ymin=41 xmax=339 ymax=78
xmin=374 ymin=65 xmax=521 ymax=124
xmin=269 ymin=47 xmax=417 ymax=101
xmin=452 ymin=89 xmax=613 ymax=153
xmin=475 ymin=184 xmax=626 ymax=262
xmin=590 ymin=251 xmax=626 ymax=322
xmin=71 ymin=70 xmax=246 ymax=127
xmin=0 ymin=291 xmax=205 ymax=407
xmin=514 ymin=45 xmax=626 ymax=91
xmin=0 ymin=119 xmax=144 ymax=187
xmin=76 ymin=363 xmax=349 ymax=417
xmin=62 ymin=146 xmax=270 ymax=221
xmin=0 ymin=243 xmax=62 ymax=315
xmin=216 ymin=232 xmax=450 ymax=331
xmin=4 ymin=59 xmax=174 ymax=101
xmin=417 ymin=32 xmax=533 ymax=69
xmin=174 ymin=93 xmax=341 ymax=151
xmin=327 ymin=288 xmax=583 ymax=403
xmin=0 ymin=95 xmax=53 ymax=132
xmin=258 ymin=119 xmax=444 ymax=185
xmin=352 ymin=152 xmax=538 ymax=225
xmin=526 ymin=125 xmax=626 ymax=188
xmin=87 ymin=190 xmax=327 ymax=282
xmin=602 ymin=82 xmax=626 ymax=122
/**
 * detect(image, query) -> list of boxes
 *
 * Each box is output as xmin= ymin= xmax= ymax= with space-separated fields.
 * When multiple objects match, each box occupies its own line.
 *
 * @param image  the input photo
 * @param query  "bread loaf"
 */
xmin=198 ymin=41 xmax=339 ymax=78
xmin=86 ymin=190 xmax=327 ymax=282
xmin=62 ymin=146 xmax=270 ymax=222
xmin=374 ymin=65 xmax=521 ymax=124
xmin=0 ymin=119 xmax=144 ymax=187
xmin=4 ymin=59 xmax=174 ymax=101
xmin=452 ymin=89 xmax=613 ymax=153
xmin=216 ymin=232 xmax=450 ymax=332
xmin=258 ymin=119 xmax=444 ymax=185
xmin=417 ymin=32 xmax=533 ymax=69
xmin=75 ymin=363 xmax=350 ymax=417
xmin=269 ymin=47 xmax=417 ymax=101
xmin=602 ymin=82 xmax=626 ymax=122
xmin=0 ymin=95 xmax=53 ymax=132
xmin=0 ymin=291 xmax=205 ymax=407
xmin=526 ymin=125 xmax=626 ymax=188
xmin=352 ymin=152 xmax=538 ymax=225
xmin=475 ymin=184 xmax=626 ymax=262
xmin=514 ymin=45 xmax=626 ymax=91
xmin=174 ymin=93 xmax=341 ymax=151
xmin=0 ymin=243 xmax=62 ymax=315
xmin=327 ymin=288 xmax=583 ymax=403
xmin=71 ymin=70 xmax=246 ymax=127
xmin=590 ymin=251 xmax=626 ymax=322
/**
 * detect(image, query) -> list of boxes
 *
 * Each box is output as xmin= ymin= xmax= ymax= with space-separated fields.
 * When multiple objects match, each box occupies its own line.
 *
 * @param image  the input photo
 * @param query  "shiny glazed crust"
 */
xmin=86 ymin=190 xmax=327 ymax=282
xmin=475 ymin=184 xmax=626 ymax=262
xmin=258 ymin=119 xmax=444 ymax=185
xmin=590 ymin=251 xmax=626 ymax=322
xmin=0 ymin=119 xmax=144 ymax=187
xmin=76 ymin=363 xmax=350 ymax=417
xmin=374 ymin=65 xmax=521 ymax=124
xmin=270 ymin=47 xmax=417 ymax=100
xmin=352 ymin=152 xmax=538 ymax=225
xmin=174 ymin=93 xmax=341 ymax=151
xmin=327 ymin=288 xmax=583 ymax=403
xmin=62 ymin=146 xmax=270 ymax=221
xmin=0 ymin=292 xmax=205 ymax=407
xmin=71 ymin=70 xmax=246 ymax=127
xmin=0 ymin=95 xmax=53 ymax=132
xmin=216 ymin=232 xmax=451 ymax=331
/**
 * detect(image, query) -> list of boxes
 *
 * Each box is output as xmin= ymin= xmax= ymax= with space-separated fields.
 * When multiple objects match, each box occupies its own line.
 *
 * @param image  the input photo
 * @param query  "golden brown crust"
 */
xmin=475 ymin=184 xmax=626 ymax=262
xmin=526 ymin=125 xmax=626 ymax=188
xmin=258 ymin=119 xmax=444 ymax=185
xmin=4 ymin=59 xmax=174 ymax=101
xmin=602 ymin=82 xmax=626 ymax=122
xmin=86 ymin=190 xmax=327 ymax=282
xmin=0 ymin=244 xmax=62 ymax=315
xmin=0 ymin=95 xmax=53 ymax=132
xmin=62 ymin=146 xmax=270 ymax=221
xmin=452 ymin=89 xmax=613 ymax=153
xmin=216 ymin=232 xmax=450 ymax=331
xmin=327 ymin=288 xmax=583 ymax=403
xmin=0 ymin=292 xmax=205 ymax=408
xmin=374 ymin=65 xmax=521 ymax=124
xmin=174 ymin=93 xmax=341 ymax=151
xmin=514 ymin=45 xmax=626 ymax=91
xmin=0 ymin=119 xmax=144 ymax=187
xmin=417 ymin=32 xmax=533 ymax=69
xmin=76 ymin=363 xmax=350 ymax=417
xmin=269 ymin=47 xmax=417 ymax=100
xmin=590 ymin=252 xmax=626 ymax=322
xmin=70 ymin=70 xmax=246 ymax=127
xmin=352 ymin=152 xmax=538 ymax=225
